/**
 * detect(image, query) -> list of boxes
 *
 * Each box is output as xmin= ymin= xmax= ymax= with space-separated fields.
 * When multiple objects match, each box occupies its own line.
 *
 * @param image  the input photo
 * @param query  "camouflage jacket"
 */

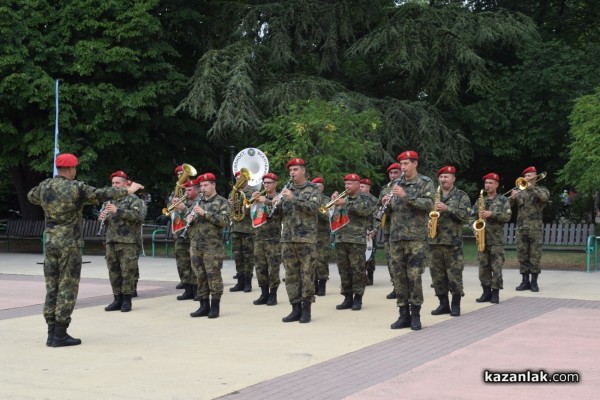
xmin=334 ymin=192 xmax=376 ymax=244
xmin=254 ymin=193 xmax=281 ymax=242
xmin=278 ymin=181 xmax=320 ymax=244
xmin=511 ymin=185 xmax=549 ymax=230
xmin=27 ymin=176 xmax=128 ymax=248
xmin=389 ymin=174 xmax=435 ymax=242
xmin=471 ymin=194 xmax=512 ymax=246
xmin=174 ymin=197 xmax=197 ymax=242
xmin=230 ymin=186 xmax=255 ymax=235
xmin=105 ymin=194 xmax=147 ymax=245
xmin=316 ymin=193 xmax=331 ymax=238
xmin=187 ymin=194 xmax=231 ymax=249
xmin=428 ymin=186 xmax=471 ymax=247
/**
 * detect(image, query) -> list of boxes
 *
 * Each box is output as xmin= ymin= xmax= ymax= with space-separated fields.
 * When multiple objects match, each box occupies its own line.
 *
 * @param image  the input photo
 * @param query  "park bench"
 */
xmin=2 ymin=220 xmax=45 ymax=252
xmin=504 ymin=222 xmax=594 ymax=252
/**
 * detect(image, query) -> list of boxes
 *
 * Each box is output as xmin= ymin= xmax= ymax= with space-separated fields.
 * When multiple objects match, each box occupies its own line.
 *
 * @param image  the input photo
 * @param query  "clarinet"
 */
xmin=374 ymin=172 xmax=405 ymax=224
xmin=96 ymin=201 xmax=110 ymax=236
xmin=267 ymin=177 xmax=293 ymax=220
xmin=179 ymin=193 xmax=205 ymax=240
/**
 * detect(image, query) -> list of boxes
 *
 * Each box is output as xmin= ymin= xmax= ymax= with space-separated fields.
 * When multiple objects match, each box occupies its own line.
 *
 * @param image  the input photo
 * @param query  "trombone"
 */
xmin=502 ymin=171 xmax=547 ymax=196
xmin=319 ymin=190 xmax=348 ymax=214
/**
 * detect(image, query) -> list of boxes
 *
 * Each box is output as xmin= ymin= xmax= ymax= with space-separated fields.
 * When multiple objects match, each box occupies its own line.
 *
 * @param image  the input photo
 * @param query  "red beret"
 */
xmin=311 ymin=177 xmax=324 ymax=184
xmin=344 ymin=173 xmax=360 ymax=182
xmin=234 ymin=170 xmax=241 ymax=178
xmin=110 ymin=170 xmax=129 ymax=180
xmin=387 ymin=163 xmax=401 ymax=172
xmin=197 ymin=172 xmax=216 ymax=183
xmin=182 ymin=179 xmax=197 ymax=188
xmin=175 ymin=165 xmax=183 ymax=174
xmin=437 ymin=166 xmax=457 ymax=177
xmin=262 ymin=172 xmax=278 ymax=182
xmin=483 ymin=172 xmax=500 ymax=182
xmin=397 ymin=150 xmax=418 ymax=161
xmin=55 ymin=153 xmax=78 ymax=168
xmin=286 ymin=158 xmax=305 ymax=169
xmin=360 ymin=178 xmax=372 ymax=186
xmin=522 ymin=166 xmax=537 ymax=175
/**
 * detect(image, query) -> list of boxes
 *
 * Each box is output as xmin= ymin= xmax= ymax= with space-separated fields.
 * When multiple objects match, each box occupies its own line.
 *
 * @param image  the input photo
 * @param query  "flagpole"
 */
xmin=53 ymin=80 xmax=59 ymax=176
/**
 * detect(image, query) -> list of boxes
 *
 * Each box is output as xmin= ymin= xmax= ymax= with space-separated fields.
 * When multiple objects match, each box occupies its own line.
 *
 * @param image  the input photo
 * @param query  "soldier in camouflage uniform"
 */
xmin=388 ymin=151 xmax=434 ymax=331
xmin=359 ymin=178 xmax=378 ymax=286
xmin=101 ymin=171 xmax=147 ymax=313
xmin=27 ymin=153 xmax=143 ymax=347
xmin=373 ymin=163 xmax=403 ymax=299
xmin=229 ymin=171 xmax=256 ymax=293
xmin=272 ymin=158 xmax=320 ymax=323
xmin=472 ymin=173 xmax=512 ymax=304
xmin=428 ymin=166 xmax=471 ymax=317
xmin=333 ymin=174 xmax=376 ymax=311
xmin=511 ymin=166 xmax=550 ymax=292
xmin=311 ymin=177 xmax=330 ymax=296
xmin=186 ymin=173 xmax=231 ymax=319
xmin=251 ymin=172 xmax=282 ymax=306
xmin=172 ymin=179 xmax=200 ymax=300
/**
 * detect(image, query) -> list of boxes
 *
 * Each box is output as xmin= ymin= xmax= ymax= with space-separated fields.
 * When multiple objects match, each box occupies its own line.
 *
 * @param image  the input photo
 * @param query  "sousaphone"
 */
xmin=232 ymin=148 xmax=269 ymax=186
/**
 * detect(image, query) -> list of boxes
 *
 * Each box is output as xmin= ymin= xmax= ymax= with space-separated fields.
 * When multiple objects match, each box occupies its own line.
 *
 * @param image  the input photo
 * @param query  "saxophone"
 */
xmin=428 ymin=186 xmax=441 ymax=239
xmin=473 ymin=189 xmax=486 ymax=252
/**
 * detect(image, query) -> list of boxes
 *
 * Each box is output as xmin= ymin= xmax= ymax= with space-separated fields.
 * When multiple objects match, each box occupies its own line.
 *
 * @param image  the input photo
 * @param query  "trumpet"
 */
xmin=428 ymin=186 xmax=441 ymax=239
xmin=473 ymin=189 xmax=486 ymax=252
xmin=502 ymin=171 xmax=547 ymax=196
xmin=319 ymin=190 xmax=348 ymax=214
xmin=162 ymin=194 xmax=187 ymax=216
xmin=244 ymin=189 xmax=267 ymax=208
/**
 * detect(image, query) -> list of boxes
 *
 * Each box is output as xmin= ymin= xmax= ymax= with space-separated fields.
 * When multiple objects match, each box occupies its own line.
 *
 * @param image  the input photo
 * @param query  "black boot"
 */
xmin=317 ymin=279 xmax=327 ymax=296
xmin=105 ymin=294 xmax=123 ymax=311
xmin=177 ymin=284 xmax=194 ymax=300
xmin=253 ymin=286 xmax=269 ymax=305
xmin=46 ymin=323 xmax=55 ymax=347
xmin=450 ymin=293 xmax=461 ymax=316
xmin=229 ymin=274 xmax=245 ymax=292
xmin=176 ymin=282 xmax=184 ymax=290
xmin=282 ymin=303 xmax=302 ymax=322
xmin=299 ymin=301 xmax=311 ymax=323
xmin=336 ymin=294 xmax=353 ymax=310
xmin=192 ymin=285 xmax=199 ymax=301
xmin=410 ymin=304 xmax=422 ymax=331
xmin=208 ymin=298 xmax=221 ymax=319
xmin=391 ymin=305 xmax=411 ymax=329
xmin=266 ymin=287 xmax=278 ymax=306
xmin=243 ymin=273 xmax=252 ymax=293
xmin=516 ymin=273 xmax=531 ymax=291
xmin=190 ymin=298 xmax=210 ymax=317
xmin=490 ymin=289 xmax=500 ymax=304
xmin=530 ymin=273 xmax=539 ymax=292
xmin=233 ymin=272 xmax=239 ymax=279
xmin=352 ymin=294 xmax=363 ymax=311
xmin=476 ymin=286 xmax=492 ymax=303
xmin=386 ymin=289 xmax=397 ymax=299
xmin=314 ymin=279 xmax=319 ymax=293
xmin=51 ymin=323 xmax=81 ymax=347
xmin=132 ymin=279 xmax=138 ymax=298
xmin=121 ymin=294 xmax=132 ymax=312
xmin=366 ymin=270 xmax=374 ymax=286
xmin=431 ymin=295 xmax=450 ymax=315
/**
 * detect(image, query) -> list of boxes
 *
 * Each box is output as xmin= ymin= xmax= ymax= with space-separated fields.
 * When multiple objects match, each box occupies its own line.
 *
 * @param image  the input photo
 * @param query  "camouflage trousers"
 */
xmin=478 ymin=245 xmax=504 ymax=290
xmin=430 ymin=244 xmax=464 ymax=296
xmin=106 ymin=243 xmax=139 ymax=295
xmin=232 ymin=232 xmax=255 ymax=275
xmin=335 ymin=242 xmax=367 ymax=296
xmin=254 ymin=240 xmax=282 ymax=289
xmin=175 ymin=238 xmax=194 ymax=285
xmin=516 ymin=228 xmax=543 ymax=274
xmin=315 ymin=231 xmax=331 ymax=280
xmin=282 ymin=242 xmax=317 ymax=304
xmin=191 ymin=243 xmax=224 ymax=299
xmin=43 ymin=245 xmax=82 ymax=325
xmin=390 ymin=240 xmax=427 ymax=307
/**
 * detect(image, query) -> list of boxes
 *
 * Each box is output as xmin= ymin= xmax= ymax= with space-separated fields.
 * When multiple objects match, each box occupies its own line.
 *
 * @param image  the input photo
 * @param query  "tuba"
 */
xmin=473 ymin=189 xmax=486 ymax=252
xmin=162 ymin=163 xmax=197 ymax=217
xmin=230 ymin=168 xmax=251 ymax=222
xmin=428 ymin=186 xmax=441 ymax=239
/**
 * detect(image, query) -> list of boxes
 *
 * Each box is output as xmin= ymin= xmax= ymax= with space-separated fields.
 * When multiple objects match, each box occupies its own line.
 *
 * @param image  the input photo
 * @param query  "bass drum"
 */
xmin=232 ymin=148 xmax=269 ymax=186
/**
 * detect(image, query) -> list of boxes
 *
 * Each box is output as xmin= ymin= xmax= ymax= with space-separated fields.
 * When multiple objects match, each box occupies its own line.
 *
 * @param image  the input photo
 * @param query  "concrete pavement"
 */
xmin=1 ymin=253 xmax=599 ymax=399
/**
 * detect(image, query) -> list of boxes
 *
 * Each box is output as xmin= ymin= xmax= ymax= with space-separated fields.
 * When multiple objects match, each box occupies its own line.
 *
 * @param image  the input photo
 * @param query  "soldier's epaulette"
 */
xmin=419 ymin=175 xmax=432 ymax=182
xmin=305 ymin=181 xmax=319 ymax=190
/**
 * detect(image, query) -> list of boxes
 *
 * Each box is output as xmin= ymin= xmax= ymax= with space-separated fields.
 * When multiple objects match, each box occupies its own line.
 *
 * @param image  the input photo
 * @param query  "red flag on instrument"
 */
xmin=251 ymin=203 xmax=268 ymax=228
xmin=171 ymin=212 xmax=185 ymax=234
xmin=330 ymin=208 xmax=349 ymax=233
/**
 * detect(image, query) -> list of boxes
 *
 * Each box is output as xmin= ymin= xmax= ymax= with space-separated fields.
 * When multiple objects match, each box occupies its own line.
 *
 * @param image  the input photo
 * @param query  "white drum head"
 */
xmin=232 ymin=148 xmax=269 ymax=186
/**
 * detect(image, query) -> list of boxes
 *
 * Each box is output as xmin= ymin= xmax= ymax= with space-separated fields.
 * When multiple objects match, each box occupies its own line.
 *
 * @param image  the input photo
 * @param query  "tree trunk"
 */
xmin=11 ymin=164 xmax=46 ymax=220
